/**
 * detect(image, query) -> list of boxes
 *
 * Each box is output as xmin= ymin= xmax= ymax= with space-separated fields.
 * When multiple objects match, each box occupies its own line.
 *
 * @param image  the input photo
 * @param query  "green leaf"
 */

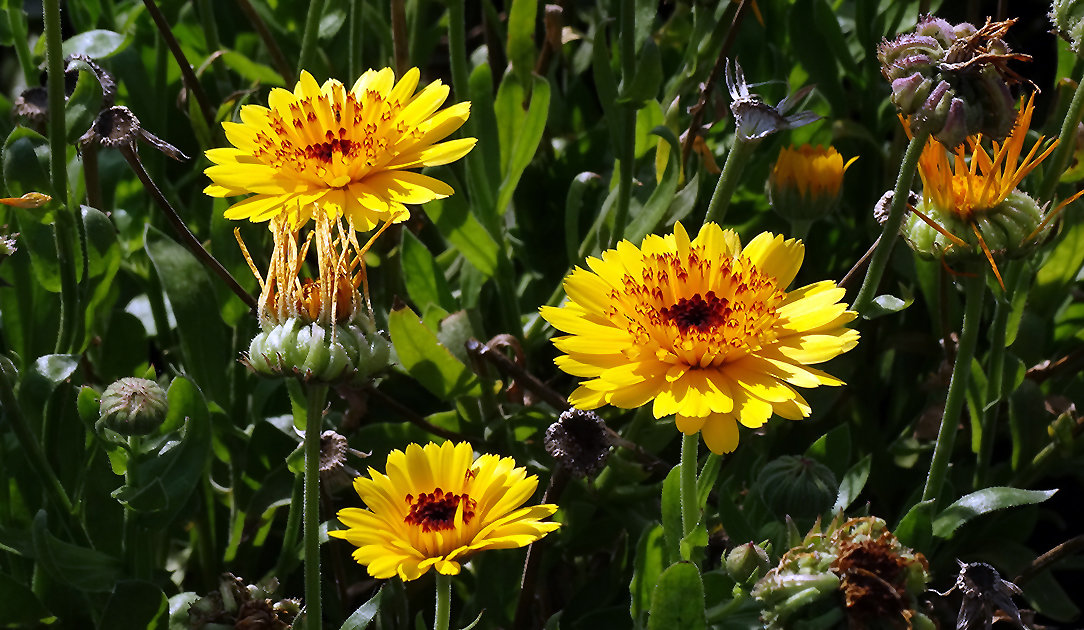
xmin=626 ymin=125 xmax=681 ymax=243
xmin=99 ymin=581 xmax=168 ymax=630
xmin=339 ymin=585 xmax=384 ymax=630
xmin=31 ymin=511 xmax=123 ymax=592
xmin=660 ymin=465 xmax=682 ymax=564
xmin=495 ymin=75 xmax=550 ymax=215
xmin=1033 ymin=220 xmax=1084 ymax=314
xmin=862 ymin=293 xmax=912 ymax=319
xmin=0 ymin=571 xmax=54 ymax=625
xmin=932 ymin=487 xmax=1057 ymax=538
xmin=630 ymin=524 xmax=666 ymax=624
xmin=401 ymin=230 xmax=456 ymax=314
xmin=144 ymin=226 xmax=229 ymax=403
xmin=61 ymin=29 xmax=128 ymax=58
xmin=832 ymin=454 xmax=871 ymax=513
xmin=423 ymin=174 xmax=499 ymax=278
xmin=678 ymin=524 xmax=708 ymax=562
xmin=894 ymin=499 xmax=935 ymax=551
xmin=564 ymin=171 xmax=601 ymax=264
xmin=64 ymin=64 xmax=103 ymax=143
xmin=3 ymin=126 xmax=52 ymax=197
xmin=591 ymin=24 xmax=621 ymax=156
xmin=18 ymin=354 xmax=78 ymax=424
xmin=696 ymin=453 xmax=722 ymax=507
xmin=388 ymin=306 xmax=482 ymax=400
xmin=805 ymin=424 xmax=852 ymax=478
xmin=619 ymin=38 xmax=661 ymax=105
xmin=505 ymin=0 xmax=538 ymax=84
xmin=647 ymin=562 xmax=707 ymax=630
xmin=220 ymin=50 xmax=285 ymax=86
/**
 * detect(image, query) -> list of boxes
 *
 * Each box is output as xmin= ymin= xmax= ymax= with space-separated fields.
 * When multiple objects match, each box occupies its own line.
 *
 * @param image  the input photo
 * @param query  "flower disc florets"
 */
xmin=541 ymin=222 xmax=859 ymax=455
xmin=879 ymin=15 xmax=1025 ymax=147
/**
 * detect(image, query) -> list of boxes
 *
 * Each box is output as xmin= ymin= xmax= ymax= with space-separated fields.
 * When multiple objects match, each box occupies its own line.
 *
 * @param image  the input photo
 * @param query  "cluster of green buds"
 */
xmin=752 ymin=516 xmax=933 ymax=630
xmin=1051 ymin=0 xmax=1084 ymax=55
xmin=239 ymin=211 xmax=391 ymax=384
xmin=878 ymin=15 xmax=1023 ymax=148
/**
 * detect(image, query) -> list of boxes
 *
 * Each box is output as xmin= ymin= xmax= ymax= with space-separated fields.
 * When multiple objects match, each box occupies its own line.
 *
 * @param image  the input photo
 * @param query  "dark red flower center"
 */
xmin=404 ymin=488 xmax=477 ymax=532
xmin=660 ymin=291 xmax=731 ymax=333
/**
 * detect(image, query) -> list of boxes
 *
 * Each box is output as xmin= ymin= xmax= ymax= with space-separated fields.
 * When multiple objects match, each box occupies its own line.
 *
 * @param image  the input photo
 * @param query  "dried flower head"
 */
xmin=725 ymin=60 xmax=820 ymax=142
xmin=544 ymin=408 xmax=613 ymax=478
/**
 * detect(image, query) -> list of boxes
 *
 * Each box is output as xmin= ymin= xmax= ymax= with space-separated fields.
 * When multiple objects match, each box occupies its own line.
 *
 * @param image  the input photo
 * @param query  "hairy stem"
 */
xmin=303 ymin=383 xmax=328 ymax=630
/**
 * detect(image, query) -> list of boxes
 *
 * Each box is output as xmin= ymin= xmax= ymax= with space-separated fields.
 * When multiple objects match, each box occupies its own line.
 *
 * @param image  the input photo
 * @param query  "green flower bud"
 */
xmin=1051 ymin=0 xmax=1084 ymax=55
xmin=97 ymin=377 xmax=168 ymax=436
xmin=902 ymin=189 xmax=1046 ymax=263
xmin=245 ymin=317 xmax=391 ymax=384
xmin=753 ymin=456 xmax=837 ymax=519
xmin=726 ymin=542 xmax=771 ymax=585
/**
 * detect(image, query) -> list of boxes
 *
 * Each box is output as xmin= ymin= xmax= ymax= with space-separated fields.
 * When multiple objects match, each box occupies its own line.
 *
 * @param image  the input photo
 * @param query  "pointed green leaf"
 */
xmin=506 ymin=0 xmax=538 ymax=84
xmin=895 ymin=500 xmax=935 ymax=551
xmin=388 ymin=306 xmax=481 ymax=400
xmin=833 ymin=454 xmax=872 ymax=513
xmin=340 ymin=585 xmax=384 ymax=630
xmin=630 ymin=524 xmax=666 ymax=624
xmin=401 ymin=229 xmax=456 ymax=314
xmin=933 ymin=487 xmax=1057 ymax=538
xmin=31 ymin=511 xmax=123 ymax=592
xmin=496 ymin=75 xmax=550 ymax=215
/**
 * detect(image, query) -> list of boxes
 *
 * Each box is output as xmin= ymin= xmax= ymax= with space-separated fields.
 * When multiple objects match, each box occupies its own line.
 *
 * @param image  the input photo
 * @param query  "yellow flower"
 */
xmin=541 ymin=222 xmax=859 ymax=455
xmin=902 ymin=93 xmax=1082 ymax=288
xmin=769 ymin=145 xmax=857 ymax=221
xmin=205 ymin=68 xmax=475 ymax=230
xmin=914 ymin=93 xmax=1052 ymax=222
xmin=331 ymin=441 xmax=560 ymax=581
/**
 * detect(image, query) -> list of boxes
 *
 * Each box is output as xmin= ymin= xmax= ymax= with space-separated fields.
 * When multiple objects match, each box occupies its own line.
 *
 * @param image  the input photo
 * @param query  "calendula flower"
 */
xmin=238 ymin=209 xmax=390 ymax=382
xmin=541 ymin=222 xmax=859 ymax=455
xmin=331 ymin=441 xmax=560 ymax=581
xmin=769 ymin=145 xmax=857 ymax=222
xmin=900 ymin=93 xmax=1082 ymax=287
xmin=205 ymin=68 xmax=475 ymax=229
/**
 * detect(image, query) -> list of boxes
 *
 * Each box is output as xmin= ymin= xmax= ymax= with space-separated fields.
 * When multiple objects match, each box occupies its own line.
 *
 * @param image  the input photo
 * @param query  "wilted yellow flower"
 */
xmin=205 ymin=68 xmax=475 ymax=229
xmin=901 ymin=93 xmax=1082 ymax=287
xmin=331 ymin=441 xmax=560 ymax=581
xmin=541 ymin=222 xmax=859 ymax=455
xmin=769 ymin=145 xmax=856 ymax=221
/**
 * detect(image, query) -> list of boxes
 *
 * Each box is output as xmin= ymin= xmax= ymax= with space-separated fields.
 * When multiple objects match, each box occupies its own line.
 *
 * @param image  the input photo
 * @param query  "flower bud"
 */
xmin=902 ymin=189 xmax=1046 ymax=262
xmin=726 ymin=542 xmax=771 ymax=585
xmin=1051 ymin=0 xmax=1084 ymax=55
xmin=245 ymin=317 xmax=391 ymax=384
xmin=752 ymin=456 xmax=837 ymax=519
xmin=97 ymin=377 xmax=168 ymax=436
xmin=769 ymin=145 xmax=856 ymax=223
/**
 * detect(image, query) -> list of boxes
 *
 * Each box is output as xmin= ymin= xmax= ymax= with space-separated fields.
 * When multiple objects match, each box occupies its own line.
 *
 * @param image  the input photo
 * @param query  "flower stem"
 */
xmin=236 ymin=0 xmax=292 ymax=82
xmin=347 ymin=0 xmax=364 ymax=81
xmin=974 ymin=261 xmax=1024 ymax=488
xmin=303 ymin=383 xmax=328 ymax=630
xmin=609 ymin=0 xmax=637 ymax=248
xmin=298 ymin=0 xmax=326 ymax=76
xmin=921 ymin=269 xmax=986 ymax=505
xmin=852 ymin=129 xmax=930 ymax=315
xmin=141 ymin=0 xmax=215 ymax=129
xmin=704 ymin=137 xmax=755 ymax=226
xmin=679 ymin=432 xmax=699 ymax=538
xmin=434 ymin=572 xmax=451 ymax=630
xmin=1040 ymin=72 xmax=1084 ymax=205
xmin=44 ymin=0 xmax=80 ymax=354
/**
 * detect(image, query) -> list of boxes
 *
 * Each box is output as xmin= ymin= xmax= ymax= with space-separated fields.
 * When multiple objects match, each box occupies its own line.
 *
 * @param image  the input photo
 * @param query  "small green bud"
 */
xmin=1051 ymin=0 xmax=1084 ymax=55
xmin=97 ymin=377 xmax=168 ymax=436
xmin=726 ymin=542 xmax=771 ymax=585
xmin=753 ymin=456 xmax=837 ymax=519
xmin=902 ymin=190 xmax=1046 ymax=262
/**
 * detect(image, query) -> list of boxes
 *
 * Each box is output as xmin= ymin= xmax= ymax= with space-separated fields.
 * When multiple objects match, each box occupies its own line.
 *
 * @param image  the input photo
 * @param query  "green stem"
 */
xmin=236 ymin=0 xmax=293 ymax=82
xmin=195 ymin=0 xmax=231 ymax=91
xmin=297 ymin=0 xmax=327 ymax=75
xmin=703 ymin=137 xmax=755 ymax=225
xmin=272 ymin=473 xmax=305 ymax=585
xmin=8 ymin=7 xmax=36 ymax=85
xmin=390 ymin=0 xmax=409 ymax=77
xmin=303 ymin=383 xmax=328 ymax=630
xmin=1040 ymin=73 xmax=1084 ymax=205
xmin=348 ymin=0 xmax=365 ymax=80
xmin=447 ymin=0 xmax=469 ymax=104
xmin=434 ymin=572 xmax=451 ymax=630
xmin=44 ymin=0 xmax=79 ymax=354
xmin=921 ymin=270 xmax=986 ymax=505
xmin=974 ymin=261 xmax=1024 ymax=488
xmin=852 ymin=129 xmax=930 ymax=315
xmin=679 ymin=432 xmax=699 ymax=538
xmin=609 ymin=0 xmax=637 ymax=248
xmin=141 ymin=0 xmax=215 ymax=129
